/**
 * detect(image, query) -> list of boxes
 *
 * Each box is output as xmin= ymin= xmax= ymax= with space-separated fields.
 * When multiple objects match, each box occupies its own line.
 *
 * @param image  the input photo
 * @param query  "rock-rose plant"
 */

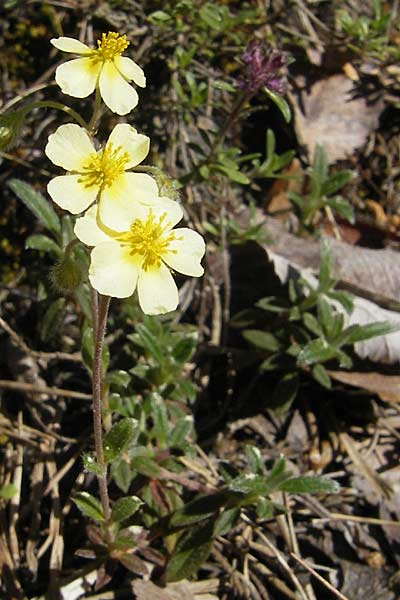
xmin=44 ymin=32 xmax=205 ymax=537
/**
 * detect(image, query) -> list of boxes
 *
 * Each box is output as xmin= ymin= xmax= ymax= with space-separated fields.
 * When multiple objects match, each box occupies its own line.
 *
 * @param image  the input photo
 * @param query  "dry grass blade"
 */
xmin=290 ymin=553 xmax=351 ymax=600
xmin=0 ymin=380 xmax=91 ymax=401
xmin=340 ymin=432 xmax=393 ymax=499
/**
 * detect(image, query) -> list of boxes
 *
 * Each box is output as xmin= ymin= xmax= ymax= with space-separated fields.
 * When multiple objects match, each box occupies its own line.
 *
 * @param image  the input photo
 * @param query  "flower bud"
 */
xmin=152 ymin=168 xmax=180 ymax=201
xmin=0 ymin=109 xmax=25 ymax=151
xmin=50 ymin=255 xmax=82 ymax=292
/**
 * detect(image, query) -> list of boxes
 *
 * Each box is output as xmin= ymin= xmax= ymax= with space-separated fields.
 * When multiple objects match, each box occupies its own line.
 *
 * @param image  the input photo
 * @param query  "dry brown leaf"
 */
xmin=327 ymin=370 xmax=400 ymax=403
xmin=291 ymin=74 xmax=383 ymax=161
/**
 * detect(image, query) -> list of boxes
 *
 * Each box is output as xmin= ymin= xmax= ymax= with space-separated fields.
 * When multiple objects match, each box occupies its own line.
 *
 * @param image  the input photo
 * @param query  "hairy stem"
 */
xmin=88 ymin=88 xmax=102 ymax=133
xmin=91 ymin=290 xmax=111 ymax=523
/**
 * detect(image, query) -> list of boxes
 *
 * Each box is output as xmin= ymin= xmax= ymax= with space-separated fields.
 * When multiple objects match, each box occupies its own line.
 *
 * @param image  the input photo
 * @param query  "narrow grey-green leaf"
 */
xmin=243 ymin=329 xmax=280 ymax=352
xmin=25 ymin=234 xmax=62 ymax=256
xmin=264 ymin=88 xmax=291 ymax=123
xmin=8 ymin=179 xmax=61 ymax=234
xmin=312 ymin=364 xmax=331 ymax=389
xmin=214 ymin=507 xmax=240 ymax=537
xmin=166 ymin=520 xmax=215 ymax=582
xmin=277 ymin=476 xmax=339 ymax=494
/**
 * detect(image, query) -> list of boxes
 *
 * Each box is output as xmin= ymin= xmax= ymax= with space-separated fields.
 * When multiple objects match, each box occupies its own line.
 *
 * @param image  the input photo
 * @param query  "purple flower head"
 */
xmin=238 ymin=40 xmax=287 ymax=95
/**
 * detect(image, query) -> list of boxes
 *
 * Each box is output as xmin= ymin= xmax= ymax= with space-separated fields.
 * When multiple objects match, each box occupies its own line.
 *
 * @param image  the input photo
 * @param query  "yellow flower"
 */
xmin=74 ymin=199 xmax=205 ymax=315
xmin=51 ymin=32 xmax=145 ymax=115
xmin=45 ymin=123 xmax=158 ymax=230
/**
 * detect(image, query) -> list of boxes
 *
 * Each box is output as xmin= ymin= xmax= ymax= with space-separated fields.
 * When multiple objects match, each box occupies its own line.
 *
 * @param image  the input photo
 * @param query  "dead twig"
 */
xmin=290 ymin=553 xmax=350 ymax=600
xmin=0 ymin=316 xmax=82 ymax=363
xmin=0 ymin=380 xmax=91 ymax=401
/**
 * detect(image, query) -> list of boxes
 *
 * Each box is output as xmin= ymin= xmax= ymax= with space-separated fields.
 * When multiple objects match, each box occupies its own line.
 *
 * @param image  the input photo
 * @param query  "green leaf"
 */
xmin=103 ymin=418 xmax=138 ymax=463
xmin=148 ymin=10 xmax=171 ymax=22
xmin=214 ymin=507 xmax=241 ymax=537
xmin=131 ymin=456 xmax=161 ymax=478
xmin=199 ymin=164 xmax=210 ymax=179
xmin=312 ymin=364 xmax=331 ymax=389
xmin=337 ymin=321 xmax=399 ymax=346
xmin=243 ymin=329 xmax=280 ymax=352
xmin=264 ymin=88 xmax=291 ymax=123
xmin=297 ymin=339 xmax=337 ymax=365
xmin=111 ymin=459 xmax=132 ymax=494
xmin=256 ymin=497 xmax=274 ymax=520
xmin=327 ymin=196 xmax=355 ymax=223
xmin=321 ymin=171 xmax=352 ymax=196
xmin=169 ymin=492 xmax=227 ymax=528
xmin=111 ymin=496 xmax=143 ymax=523
xmin=81 ymin=325 xmax=110 ymax=374
xmin=228 ymin=474 xmax=270 ymax=496
xmin=166 ymin=520 xmax=215 ymax=582
xmin=199 ymin=3 xmax=224 ymax=29
xmin=0 ymin=483 xmax=17 ymax=500
xmin=136 ymin=323 xmax=164 ymax=364
xmin=312 ymin=145 xmax=328 ymax=183
xmin=25 ymin=234 xmax=62 ymax=256
xmin=303 ymin=312 xmax=322 ymax=336
xmin=212 ymin=80 xmax=236 ymax=92
xmin=39 ymin=298 xmax=66 ymax=343
xmin=263 ymin=457 xmax=292 ymax=492
xmin=277 ymin=476 xmax=339 ymax=494
xmin=214 ymin=163 xmax=250 ymax=184
xmin=8 ymin=179 xmax=61 ymax=234
xmin=172 ymin=336 xmax=196 ymax=363
xmin=105 ymin=370 xmax=131 ymax=389
xmin=317 ymin=296 xmax=335 ymax=337
xmin=151 ymin=394 xmax=169 ymax=449
xmin=73 ymin=492 xmax=104 ymax=521
xmin=328 ymin=290 xmax=353 ymax=314
xmin=245 ymin=445 xmax=264 ymax=475
xmin=168 ymin=416 xmax=193 ymax=448
xmin=82 ymin=453 xmax=103 ymax=476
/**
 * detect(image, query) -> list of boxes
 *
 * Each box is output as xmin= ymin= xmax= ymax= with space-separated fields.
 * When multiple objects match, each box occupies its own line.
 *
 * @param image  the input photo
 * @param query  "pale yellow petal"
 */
xmin=47 ymin=175 xmax=98 ymax=214
xmin=163 ymin=228 xmax=205 ymax=276
xmin=89 ymin=243 xmax=143 ymax=298
xmin=74 ymin=205 xmax=111 ymax=246
xmin=45 ymin=124 xmax=95 ymax=171
xmin=99 ymin=61 xmax=138 ymax=115
xmin=138 ymin=263 xmax=179 ymax=315
xmin=139 ymin=196 xmax=183 ymax=228
xmin=55 ymin=58 xmax=100 ymax=98
xmin=99 ymin=173 xmax=159 ymax=231
xmin=114 ymin=56 xmax=146 ymax=87
xmin=106 ymin=123 xmax=149 ymax=169
xmin=51 ymin=37 xmax=92 ymax=54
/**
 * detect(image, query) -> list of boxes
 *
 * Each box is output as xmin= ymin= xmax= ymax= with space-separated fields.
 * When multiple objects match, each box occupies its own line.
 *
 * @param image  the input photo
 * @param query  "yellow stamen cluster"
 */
xmin=79 ymin=144 xmax=129 ymax=189
xmin=95 ymin=32 xmax=129 ymax=61
xmin=117 ymin=212 xmax=178 ymax=271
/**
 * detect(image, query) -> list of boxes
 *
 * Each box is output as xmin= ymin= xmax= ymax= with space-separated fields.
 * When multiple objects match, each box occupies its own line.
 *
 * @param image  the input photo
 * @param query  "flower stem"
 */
xmin=88 ymin=88 xmax=102 ymax=134
xmin=91 ymin=289 xmax=111 ymax=524
xmin=26 ymin=100 xmax=88 ymax=129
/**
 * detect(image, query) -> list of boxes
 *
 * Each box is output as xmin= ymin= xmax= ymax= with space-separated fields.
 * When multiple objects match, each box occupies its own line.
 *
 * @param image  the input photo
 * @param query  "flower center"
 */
xmin=117 ymin=212 xmax=178 ymax=271
xmin=79 ymin=144 xmax=129 ymax=189
xmin=93 ymin=32 xmax=129 ymax=62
